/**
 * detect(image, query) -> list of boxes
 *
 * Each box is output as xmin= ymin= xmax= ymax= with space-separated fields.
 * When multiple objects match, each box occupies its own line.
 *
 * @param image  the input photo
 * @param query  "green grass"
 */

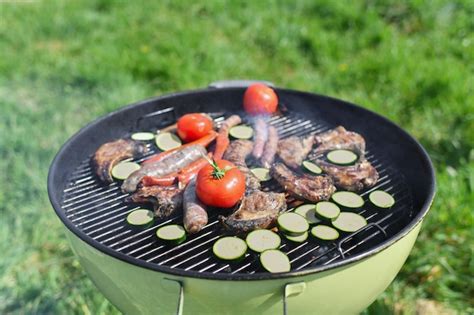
xmin=0 ymin=0 xmax=472 ymax=314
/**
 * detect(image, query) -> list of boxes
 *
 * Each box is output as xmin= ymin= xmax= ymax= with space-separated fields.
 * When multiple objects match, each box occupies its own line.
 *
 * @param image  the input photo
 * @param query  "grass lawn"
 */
xmin=0 ymin=0 xmax=472 ymax=314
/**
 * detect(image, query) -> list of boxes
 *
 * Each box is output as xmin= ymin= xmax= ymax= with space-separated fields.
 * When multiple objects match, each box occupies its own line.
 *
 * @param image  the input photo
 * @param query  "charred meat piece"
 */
xmin=261 ymin=125 xmax=279 ymax=168
xmin=277 ymin=135 xmax=315 ymax=169
xmin=252 ymin=118 xmax=268 ymax=159
xmin=271 ymin=163 xmax=335 ymax=202
xmin=183 ymin=179 xmax=208 ymax=234
xmin=92 ymin=139 xmax=149 ymax=183
xmin=127 ymin=185 xmax=183 ymax=219
xmin=312 ymin=159 xmax=379 ymax=191
xmin=219 ymin=190 xmax=286 ymax=234
xmin=122 ymin=145 xmax=207 ymax=193
xmin=313 ymin=126 xmax=366 ymax=157
xmin=223 ymin=140 xmax=261 ymax=192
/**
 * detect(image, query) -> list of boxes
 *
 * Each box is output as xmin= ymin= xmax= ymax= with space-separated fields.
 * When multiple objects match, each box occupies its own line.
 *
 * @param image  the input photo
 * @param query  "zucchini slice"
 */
xmin=315 ymin=201 xmax=341 ymax=220
xmin=331 ymin=191 xmax=364 ymax=209
xmin=156 ymin=224 xmax=186 ymax=245
xmin=260 ymin=249 xmax=291 ymax=273
xmin=302 ymin=160 xmax=323 ymax=175
xmin=246 ymin=230 xmax=281 ymax=253
xmin=369 ymin=190 xmax=395 ymax=208
xmin=213 ymin=237 xmax=247 ymax=261
xmin=251 ymin=167 xmax=272 ymax=181
xmin=229 ymin=125 xmax=253 ymax=140
xmin=131 ymin=132 xmax=155 ymax=141
xmin=311 ymin=225 xmax=340 ymax=241
xmin=111 ymin=161 xmax=140 ymax=180
xmin=331 ymin=212 xmax=367 ymax=233
xmin=284 ymin=231 xmax=308 ymax=243
xmin=126 ymin=209 xmax=154 ymax=228
xmin=326 ymin=149 xmax=358 ymax=165
xmin=155 ymin=132 xmax=182 ymax=151
xmin=294 ymin=204 xmax=320 ymax=224
xmin=277 ymin=212 xmax=309 ymax=236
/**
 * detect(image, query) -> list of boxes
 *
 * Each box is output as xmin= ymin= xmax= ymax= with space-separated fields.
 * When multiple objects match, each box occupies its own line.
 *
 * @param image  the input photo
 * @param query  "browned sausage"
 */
xmin=183 ymin=179 xmax=208 ymax=234
xmin=252 ymin=118 xmax=268 ymax=159
xmin=261 ymin=126 xmax=278 ymax=168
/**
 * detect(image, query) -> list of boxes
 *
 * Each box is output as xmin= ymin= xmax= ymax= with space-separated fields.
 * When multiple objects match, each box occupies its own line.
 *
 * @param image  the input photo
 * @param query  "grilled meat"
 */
xmin=252 ymin=118 xmax=268 ymax=159
xmin=122 ymin=145 xmax=207 ymax=193
xmin=219 ymin=190 xmax=286 ymax=234
xmin=223 ymin=140 xmax=261 ymax=192
xmin=271 ymin=163 xmax=335 ymax=202
xmin=214 ymin=115 xmax=242 ymax=160
xmin=313 ymin=159 xmax=379 ymax=191
xmin=92 ymin=139 xmax=149 ymax=183
xmin=313 ymin=126 xmax=366 ymax=157
xmin=183 ymin=179 xmax=208 ymax=234
xmin=277 ymin=135 xmax=315 ymax=169
xmin=127 ymin=185 xmax=183 ymax=219
xmin=261 ymin=125 xmax=279 ymax=168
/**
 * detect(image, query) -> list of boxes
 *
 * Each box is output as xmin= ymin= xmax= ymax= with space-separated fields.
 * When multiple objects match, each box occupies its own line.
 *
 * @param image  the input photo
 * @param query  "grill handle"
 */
xmin=161 ymin=278 xmax=184 ymax=315
xmin=283 ymin=282 xmax=306 ymax=315
xmin=208 ymin=80 xmax=275 ymax=89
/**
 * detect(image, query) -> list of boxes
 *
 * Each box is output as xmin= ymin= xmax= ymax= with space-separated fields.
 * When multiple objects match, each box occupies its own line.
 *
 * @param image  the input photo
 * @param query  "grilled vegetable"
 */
xmin=331 ymin=191 xmax=364 ymax=209
xmin=302 ymin=160 xmax=322 ymax=175
xmin=213 ymin=237 xmax=247 ymax=261
xmin=177 ymin=113 xmax=213 ymax=143
xmin=369 ymin=190 xmax=395 ymax=208
xmin=131 ymin=132 xmax=155 ymax=141
xmin=245 ymin=230 xmax=281 ymax=253
xmin=326 ymin=149 xmax=358 ymax=165
xmin=260 ymin=249 xmax=290 ymax=273
xmin=294 ymin=204 xmax=320 ymax=224
xmin=156 ymin=224 xmax=186 ymax=245
xmin=155 ymin=132 xmax=182 ymax=151
xmin=243 ymin=83 xmax=278 ymax=115
xmin=214 ymin=115 xmax=242 ymax=160
xmin=183 ymin=179 xmax=208 ymax=234
xmin=126 ymin=209 xmax=154 ymax=228
xmin=277 ymin=212 xmax=309 ymax=236
xmin=111 ymin=162 xmax=141 ymax=180
xmin=284 ymin=231 xmax=308 ymax=243
xmin=229 ymin=125 xmax=253 ymax=140
xmin=315 ymin=201 xmax=341 ymax=220
xmin=331 ymin=212 xmax=367 ymax=232
xmin=250 ymin=167 xmax=271 ymax=181
xmin=311 ymin=225 xmax=340 ymax=241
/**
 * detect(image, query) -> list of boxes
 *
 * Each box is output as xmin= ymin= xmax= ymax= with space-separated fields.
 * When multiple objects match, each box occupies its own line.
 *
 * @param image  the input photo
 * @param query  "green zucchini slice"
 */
xmin=311 ymin=225 xmax=340 ymax=241
xmin=326 ymin=149 xmax=358 ymax=165
xmin=260 ymin=249 xmax=291 ymax=273
xmin=331 ymin=212 xmax=367 ymax=233
xmin=315 ymin=201 xmax=341 ymax=220
xmin=213 ymin=237 xmax=247 ymax=261
xmin=229 ymin=125 xmax=253 ymax=140
xmin=331 ymin=191 xmax=364 ymax=209
xmin=284 ymin=231 xmax=308 ymax=243
xmin=155 ymin=132 xmax=182 ymax=151
xmin=294 ymin=204 xmax=320 ymax=224
xmin=156 ymin=224 xmax=186 ymax=245
xmin=111 ymin=161 xmax=141 ymax=180
xmin=369 ymin=190 xmax=395 ymax=208
xmin=131 ymin=132 xmax=155 ymax=141
xmin=250 ymin=167 xmax=272 ymax=181
xmin=302 ymin=160 xmax=323 ymax=175
xmin=126 ymin=209 xmax=154 ymax=228
xmin=245 ymin=230 xmax=281 ymax=253
xmin=277 ymin=212 xmax=309 ymax=236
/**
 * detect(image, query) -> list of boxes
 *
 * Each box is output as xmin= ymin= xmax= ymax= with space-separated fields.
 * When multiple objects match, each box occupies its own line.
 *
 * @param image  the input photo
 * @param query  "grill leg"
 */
xmin=283 ymin=282 xmax=306 ymax=315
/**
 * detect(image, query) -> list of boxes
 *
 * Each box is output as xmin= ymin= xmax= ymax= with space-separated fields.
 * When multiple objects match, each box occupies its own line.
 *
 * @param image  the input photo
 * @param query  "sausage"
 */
xmin=183 ymin=179 xmax=208 ymax=234
xmin=261 ymin=125 xmax=278 ymax=168
xmin=214 ymin=115 xmax=242 ymax=160
xmin=252 ymin=118 xmax=268 ymax=159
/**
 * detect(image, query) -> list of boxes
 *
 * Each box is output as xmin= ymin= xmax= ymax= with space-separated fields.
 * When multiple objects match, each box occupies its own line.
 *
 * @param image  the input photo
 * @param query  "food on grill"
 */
xmin=260 ymin=249 xmax=290 ymax=273
xmin=313 ymin=126 xmax=366 ymax=157
xmin=311 ymin=225 xmax=340 ymax=241
xmin=223 ymin=140 xmax=261 ymax=192
xmin=315 ymin=201 xmax=341 ymax=220
xmin=271 ymin=163 xmax=335 ymax=202
xmin=331 ymin=191 xmax=364 ymax=209
xmin=294 ymin=204 xmax=321 ymax=224
xmin=177 ymin=113 xmax=214 ymax=143
xmin=252 ymin=118 xmax=268 ymax=159
xmin=214 ymin=115 xmax=242 ymax=160
xmin=122 ymin=144 xmax=207 ymax=193
xmin=261 ymin=125 xmax=279 ymax=168
xmin=219 ymin=190 xmax=286 ymax=234
xmin=156 ymin=224 xmax=186 ymax=245
xmin=92 ymin=139 xmax=149 ymax=183
xmin=284 ymin=231 xmax=309 ymax=243
xmin=131 ymin=132 xmax=155 ymax=141
xmin=195 ymin=159 xmax=245 ymax=208
xmin=331 ymin=212 xmax=367 ymax=232
xmin=250 ymin=167 xmax=271 ymax=182
xmin=314 ymin=159 xmax=379 ymax=191
xmin=183 ymin=179 xmax=208 ymax=234
xmin=126 ymin=185 xmax=183 ymax=219
xmin=277 ymin=212 xmax=309 ymax=236
xmin=229 ymin=125 xmax=253 ymax=140
xmin=245 ymin=229 xmax=281 ymax=253
xmin=213 ymin=237 xmax=247 ymax=261
xmin=369 ymin=190 xmax=395 ymax=208
xmin=111 ymin=162 xmax=141 ymax=180
xmin=141 ymin=174 xmax=177 ymax=187
xmin=302 ymin=160 xmax=323 ymax=175
xmin=176 ymin=154 xmax=213 ymax=187
xmin=243 ymin=83 xmax=278 ymax=115
xmin=277 ymin=135 xmax=315 ymax=169
xmin=326 ymin=149 xmax=358 ymax=165
xmin=126 ymin=209 xmax=154 ymax=229
xmin=155 ymin=132 xmax=182 ymax=151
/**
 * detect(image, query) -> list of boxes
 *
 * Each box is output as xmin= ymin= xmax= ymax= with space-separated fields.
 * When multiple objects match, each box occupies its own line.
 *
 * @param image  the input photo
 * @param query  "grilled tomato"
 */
xmin=196 ymin=159 xmax=245 ymax=208
xmin=243 ymin=83 xmax=278 ymax=115
xmin=177 ymin=113 xmax=213 ymax=142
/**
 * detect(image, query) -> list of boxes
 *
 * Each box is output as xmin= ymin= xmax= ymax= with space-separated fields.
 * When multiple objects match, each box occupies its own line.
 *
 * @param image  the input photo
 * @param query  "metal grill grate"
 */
xmin=61 ymin=111 xmax=413 ymax=275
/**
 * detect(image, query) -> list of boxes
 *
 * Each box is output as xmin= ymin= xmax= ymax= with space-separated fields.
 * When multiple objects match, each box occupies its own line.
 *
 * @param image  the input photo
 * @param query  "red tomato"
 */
xmin=196 ymin=160 xmax=246 ymax=208
xmin=177 ymin=113 xmax=213 ymax=142
xmin=243 ymin=83 xmax=278 ymax=115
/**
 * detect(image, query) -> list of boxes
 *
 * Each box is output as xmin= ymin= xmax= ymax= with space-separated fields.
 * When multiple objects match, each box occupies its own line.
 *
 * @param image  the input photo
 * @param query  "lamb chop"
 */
xmin=126 ymin=185 xmax=183 ymax=219
xmin=277 ymin=135 xmax=315 ymax=169
xmin=313 ymin=126 xmax=366 ymax=157
xmin=271 ymin=163 xmax=335 ymax=202
xmin=223 ymin=140 xmax=261 ymax=192
xmin=92 ymin=139 xmax=149 ymax=183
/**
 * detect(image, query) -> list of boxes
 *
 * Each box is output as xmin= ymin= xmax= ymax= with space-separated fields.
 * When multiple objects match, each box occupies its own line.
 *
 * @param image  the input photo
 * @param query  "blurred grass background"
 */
xmin=0 ymin=0 xmax=472 ymax=314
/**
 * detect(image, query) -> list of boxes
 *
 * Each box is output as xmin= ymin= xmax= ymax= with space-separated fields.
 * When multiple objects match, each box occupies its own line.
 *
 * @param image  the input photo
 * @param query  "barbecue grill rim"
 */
xmin=47 ymin=87 xmax=436 ymax=281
